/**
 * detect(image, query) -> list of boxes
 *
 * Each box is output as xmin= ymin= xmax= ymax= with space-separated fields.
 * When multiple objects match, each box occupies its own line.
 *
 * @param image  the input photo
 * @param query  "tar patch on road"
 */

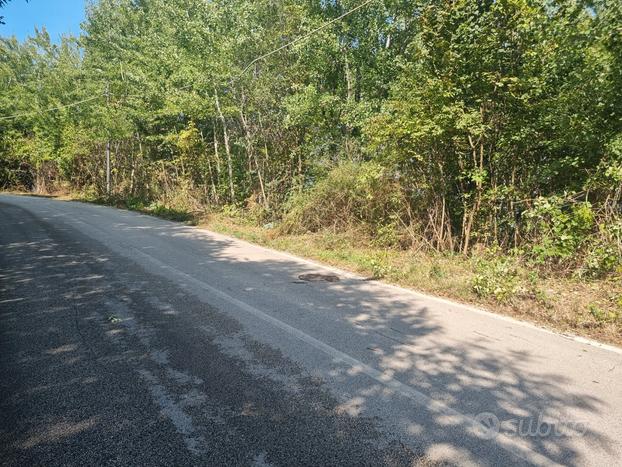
xmin=298 ymin=273 xmax=340 ymax=283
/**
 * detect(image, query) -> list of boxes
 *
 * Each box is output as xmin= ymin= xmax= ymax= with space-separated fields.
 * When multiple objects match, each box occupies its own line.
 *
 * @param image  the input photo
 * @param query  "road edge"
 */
xmin=4 ymin=192 xmax=622 ymax=355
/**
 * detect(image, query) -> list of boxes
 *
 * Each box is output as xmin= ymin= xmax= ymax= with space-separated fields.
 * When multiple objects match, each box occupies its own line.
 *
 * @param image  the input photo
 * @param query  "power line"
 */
xmin=0 ymin=94 xmax=104 ymax=121
xmin=238 ymin=0 xmax=376 ymax=77
xmin=0 ymin=0 xmax=377 ymax=120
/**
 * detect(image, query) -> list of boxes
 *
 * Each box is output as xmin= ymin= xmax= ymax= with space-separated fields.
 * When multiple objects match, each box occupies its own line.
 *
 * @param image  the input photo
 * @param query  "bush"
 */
xmin=588 ymin=304 xmax=620 ymax=324
xmin=147 ymin=203 xmax=194 ymax=222
xmin=364 ymin=252 xmax=395 ymax=279
xmin=523 ymin=197 xmax=595 ymax=266
xmin=371 ymin=220 xmax=402 ymax=248
xmin=472 ymin=257 xmax=520 ymax=303
xmin=279 ymin=161 xmax=409 ymax=243
xmin=580 ymin=221 xmax=622 ymax=278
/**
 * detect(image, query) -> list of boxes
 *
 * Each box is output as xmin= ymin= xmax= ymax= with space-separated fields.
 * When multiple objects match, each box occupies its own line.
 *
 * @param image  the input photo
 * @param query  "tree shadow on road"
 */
xmin=0 ymin=199 xmax=618 ymax=466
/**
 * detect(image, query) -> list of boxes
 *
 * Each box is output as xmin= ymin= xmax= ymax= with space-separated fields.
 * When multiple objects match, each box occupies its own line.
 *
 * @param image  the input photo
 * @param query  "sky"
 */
xmin=0 ymin=0 xmax=86 ymax=42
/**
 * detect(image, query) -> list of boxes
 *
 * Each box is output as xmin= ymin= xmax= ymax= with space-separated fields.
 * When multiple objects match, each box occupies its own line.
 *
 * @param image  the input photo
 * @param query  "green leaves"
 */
xmin=1 ymin=0 xmax=621 ymax=274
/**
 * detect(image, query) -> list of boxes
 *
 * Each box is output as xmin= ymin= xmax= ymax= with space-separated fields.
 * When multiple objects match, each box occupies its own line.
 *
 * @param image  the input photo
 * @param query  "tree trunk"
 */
xmin=462 ymin=134 xmax=485 ymax=255
xmin=214 ymin=88 xmax=235 ymax=202
xmin=239 ymin=100 xmax=268 ymax=209
xmin=212 ymin=121 xmax=222 ymax=175
xmin=343 ymin=49 xmax=355 ymax=160
xmin=200 ymin=130 xmax=219 ymax=204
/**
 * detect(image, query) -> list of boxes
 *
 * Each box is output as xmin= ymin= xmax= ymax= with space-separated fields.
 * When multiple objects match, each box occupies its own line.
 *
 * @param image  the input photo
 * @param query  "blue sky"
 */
xmin=0 ymin=0 xmax=86 ymax=42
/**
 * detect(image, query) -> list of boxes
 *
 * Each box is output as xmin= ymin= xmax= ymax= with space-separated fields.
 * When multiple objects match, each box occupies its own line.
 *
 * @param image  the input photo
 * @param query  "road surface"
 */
xmin=1 ymin=194 xmax=620 ymax=466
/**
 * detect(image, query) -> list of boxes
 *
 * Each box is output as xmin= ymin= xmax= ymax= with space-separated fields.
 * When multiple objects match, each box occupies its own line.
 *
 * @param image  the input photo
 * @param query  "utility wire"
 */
xmin=0 ymin=0 xmax=376 ymax=120
xmin=0 ymin=94 xmax=104 ymax=121
xmin=238 ymin=0 xmax=376 ymax=77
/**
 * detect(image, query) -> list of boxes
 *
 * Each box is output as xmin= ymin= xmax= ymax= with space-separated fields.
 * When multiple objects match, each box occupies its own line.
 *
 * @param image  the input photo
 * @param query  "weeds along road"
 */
xmin=1 ymin=194 xmax=621 ymax=466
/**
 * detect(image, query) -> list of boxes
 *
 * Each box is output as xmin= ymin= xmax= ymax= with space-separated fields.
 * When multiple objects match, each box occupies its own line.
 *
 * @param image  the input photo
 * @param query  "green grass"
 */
xmin=72 ymin=193 xmax=198 ymax=224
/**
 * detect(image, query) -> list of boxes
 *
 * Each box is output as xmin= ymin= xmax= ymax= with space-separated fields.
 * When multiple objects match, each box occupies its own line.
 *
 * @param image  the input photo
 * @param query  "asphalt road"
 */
xmin=1 ymin=194 xmax=621 ymax=466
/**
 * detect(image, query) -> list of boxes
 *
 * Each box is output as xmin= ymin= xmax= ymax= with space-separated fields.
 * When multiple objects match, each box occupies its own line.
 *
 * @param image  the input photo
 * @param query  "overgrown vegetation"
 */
xmin=1 ymin=0 xmax=621 ymax=343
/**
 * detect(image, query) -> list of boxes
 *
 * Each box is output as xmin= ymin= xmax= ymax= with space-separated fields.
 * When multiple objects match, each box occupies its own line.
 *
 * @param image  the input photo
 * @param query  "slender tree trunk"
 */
xmin=131 ymin=133 xmax=142 ymax=196
xmin=200 ymin=130 xmax=219 ymax=204
xmin=239 ymin=101 xmax=268 ymax=209
xmin=343 ymin=49 xmax=355 ymax=160
xmin=212 ymin=122 xmax=221 ymax=175
xmin=511 ymin=167 xmax=518 ymax=248
xmin=462 ymin=134 xmax=484 ymax=255
xmin=214 ymin=88 xmax=235 ymax=202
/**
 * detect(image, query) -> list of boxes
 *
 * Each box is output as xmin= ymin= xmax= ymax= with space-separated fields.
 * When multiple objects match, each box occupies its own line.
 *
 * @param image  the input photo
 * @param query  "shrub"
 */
xmin=588 ymin=304 xmax=620 ymax=324
xmin=580 ymin=221 xmax=622 ymax=278
xmin=428 ymin=263 xmax=446 ymax=279
xmin=147 ymin=203 xmax=194 ymax=222
xmin=371 ymin=220 xmax=402 ymax=248
xmin=523 ymin=197 xmax=595 ymax=266
xmin=279 ymin=161 xmax=409 ymax=243
xmin=472 ymin=257 xmax=520 ymax=303
xmin=364 ymin=252 xmax=395 ymax=279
